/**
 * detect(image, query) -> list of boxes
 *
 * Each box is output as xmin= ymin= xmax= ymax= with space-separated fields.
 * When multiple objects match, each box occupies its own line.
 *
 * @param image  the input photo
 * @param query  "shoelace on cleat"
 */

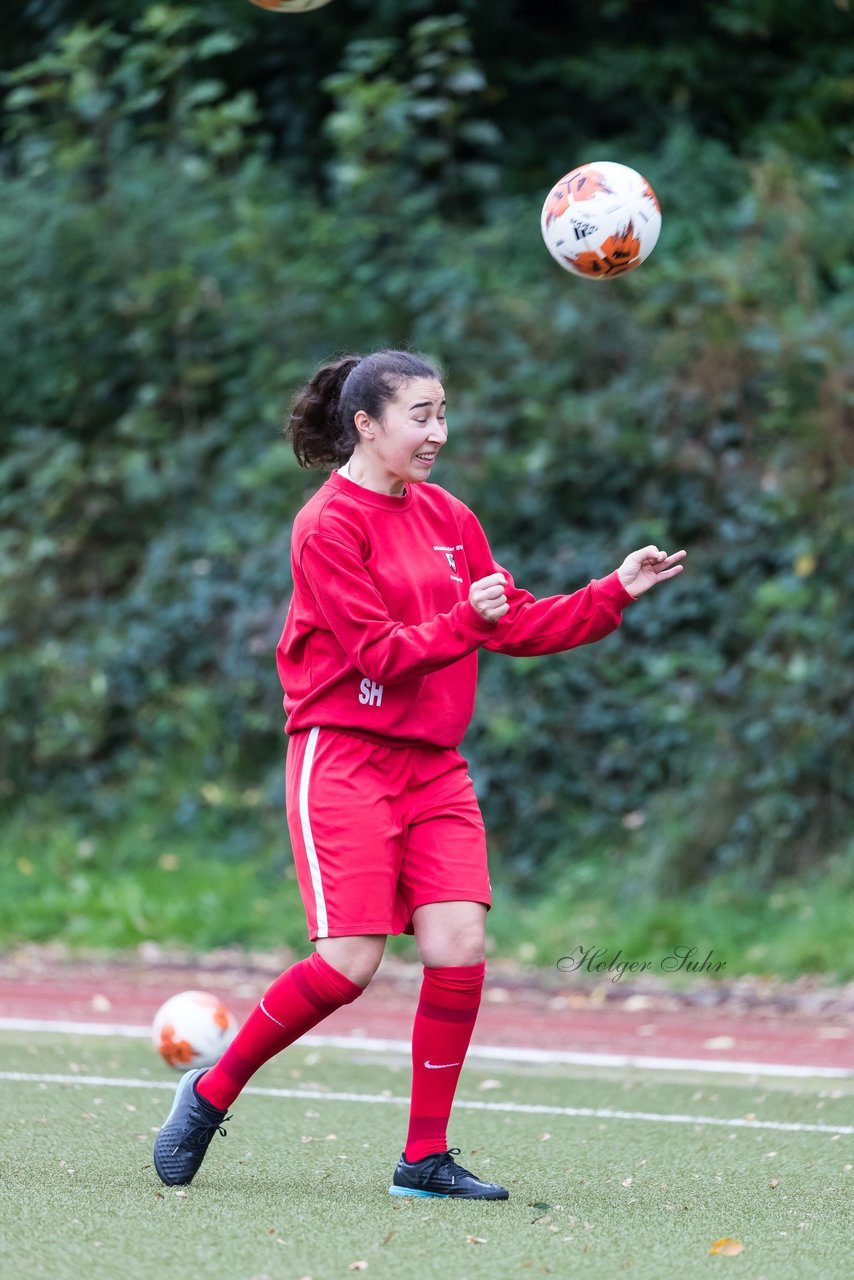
xmin=429 ymin=1148 xmax=467 ymax=1180
xmin=176 ymin=1112 xmax=232 ymax=1154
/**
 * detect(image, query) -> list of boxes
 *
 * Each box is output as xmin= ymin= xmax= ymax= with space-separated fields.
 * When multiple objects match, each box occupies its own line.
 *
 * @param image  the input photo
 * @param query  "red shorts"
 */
xmin=285 ymin=728 xmax=491 ymax=940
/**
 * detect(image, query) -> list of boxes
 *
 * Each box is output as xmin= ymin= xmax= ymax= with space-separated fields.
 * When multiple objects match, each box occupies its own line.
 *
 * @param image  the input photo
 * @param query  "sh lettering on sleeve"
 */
xmin=359 ymin=678 xmax=384 ymax=707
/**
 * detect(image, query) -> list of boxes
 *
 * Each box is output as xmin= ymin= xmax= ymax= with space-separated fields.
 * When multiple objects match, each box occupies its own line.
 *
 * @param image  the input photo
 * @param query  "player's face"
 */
xmin=354 ymin=378 xmax=447 ymax=495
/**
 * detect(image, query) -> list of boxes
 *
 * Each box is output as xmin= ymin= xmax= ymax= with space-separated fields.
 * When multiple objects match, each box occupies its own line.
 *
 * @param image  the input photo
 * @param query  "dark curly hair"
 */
xmin=285 ymin=349 xmax=442 ymax=469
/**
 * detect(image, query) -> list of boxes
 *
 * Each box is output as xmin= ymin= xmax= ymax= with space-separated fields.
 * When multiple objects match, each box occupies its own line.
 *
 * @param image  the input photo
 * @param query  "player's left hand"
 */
xmin=617 ymin=546 xmax=686 ymax=598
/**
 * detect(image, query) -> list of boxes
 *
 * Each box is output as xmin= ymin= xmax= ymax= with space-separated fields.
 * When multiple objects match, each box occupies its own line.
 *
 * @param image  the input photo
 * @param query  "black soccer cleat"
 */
xmin=153 ymin=1068 xmax=231 ymax=1186
xmin=389 ymin=1147 xmax=509 ymax=1199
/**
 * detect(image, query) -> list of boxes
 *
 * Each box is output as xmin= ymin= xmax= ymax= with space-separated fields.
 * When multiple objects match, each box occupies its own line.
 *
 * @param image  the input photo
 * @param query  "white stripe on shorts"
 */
xmin=298 ymin=726 xmax=328 ymax=938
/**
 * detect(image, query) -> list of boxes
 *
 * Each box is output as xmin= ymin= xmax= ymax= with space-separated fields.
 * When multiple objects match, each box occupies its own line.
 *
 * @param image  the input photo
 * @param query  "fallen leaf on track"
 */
xmin=709 ymin=1238 xmax=743 ymax=1256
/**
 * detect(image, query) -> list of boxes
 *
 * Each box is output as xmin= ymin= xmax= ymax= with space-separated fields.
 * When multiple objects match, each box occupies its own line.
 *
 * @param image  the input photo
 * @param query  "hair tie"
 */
xmin=341 ymin=356 xmax=362 ymax=385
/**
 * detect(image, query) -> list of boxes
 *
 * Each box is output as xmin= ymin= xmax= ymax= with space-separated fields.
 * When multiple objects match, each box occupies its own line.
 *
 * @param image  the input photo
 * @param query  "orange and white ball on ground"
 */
xmin=541 ymin=160 xmax=661 ymax=279
xmin=245 ymin=0 xmax=333 ymax=11
xmin=152 ymin=989 xmax=239 ymax=1070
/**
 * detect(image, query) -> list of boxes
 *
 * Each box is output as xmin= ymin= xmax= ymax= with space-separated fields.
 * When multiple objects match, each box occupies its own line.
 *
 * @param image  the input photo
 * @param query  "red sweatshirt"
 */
xmin=277 ymin=471 xmax=634 ymax=748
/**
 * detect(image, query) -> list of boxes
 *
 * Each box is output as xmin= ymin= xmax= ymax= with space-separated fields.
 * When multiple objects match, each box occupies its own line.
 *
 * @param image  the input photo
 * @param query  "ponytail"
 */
xmin=285 ymin=349 xmax=442 ymax=470
xmin=285 ymin=355 xmax=362 ymax=470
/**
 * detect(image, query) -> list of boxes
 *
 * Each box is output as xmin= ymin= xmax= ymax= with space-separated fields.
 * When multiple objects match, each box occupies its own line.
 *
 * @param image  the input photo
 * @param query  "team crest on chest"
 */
xmin=433 ymin=543 xmax=464 ymax=583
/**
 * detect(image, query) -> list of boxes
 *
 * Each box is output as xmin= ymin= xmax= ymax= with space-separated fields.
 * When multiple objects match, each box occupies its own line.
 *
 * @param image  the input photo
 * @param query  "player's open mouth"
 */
xmin=414 ymin=454 xmax=437 ymax=464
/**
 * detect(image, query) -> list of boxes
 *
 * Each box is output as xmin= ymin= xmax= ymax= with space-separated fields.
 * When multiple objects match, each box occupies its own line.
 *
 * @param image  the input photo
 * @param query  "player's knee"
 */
xmin=441 ymin=944 xmax=485 ymax=968
xmin=420 ymin=930 xmax=485 ymax=969
xmin=348 ymin=957 xmax=382 ymax=988
xmin=414 ymin=902 xmax=487 ymax=968
xmin=316 ymin=936 xmax=385 ymax=988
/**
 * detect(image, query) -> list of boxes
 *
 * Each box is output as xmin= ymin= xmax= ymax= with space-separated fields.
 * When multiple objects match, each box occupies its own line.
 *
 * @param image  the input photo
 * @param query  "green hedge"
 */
xmin=1 ymin=7 xmax=851 ymax=930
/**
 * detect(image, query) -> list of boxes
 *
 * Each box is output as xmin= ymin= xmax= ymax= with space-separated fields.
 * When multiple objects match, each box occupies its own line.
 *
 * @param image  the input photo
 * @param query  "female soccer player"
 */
xmin=154 ymin=349 xmax=686 ymax=1198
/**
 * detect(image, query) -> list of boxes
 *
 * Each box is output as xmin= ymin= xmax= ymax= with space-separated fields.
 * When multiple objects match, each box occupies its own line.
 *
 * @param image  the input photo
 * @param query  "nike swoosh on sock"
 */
xmin=424 ymin=1060 xmax=462 ymax=1069
xmin=259 ymin=997 xmax=287 ymax=1029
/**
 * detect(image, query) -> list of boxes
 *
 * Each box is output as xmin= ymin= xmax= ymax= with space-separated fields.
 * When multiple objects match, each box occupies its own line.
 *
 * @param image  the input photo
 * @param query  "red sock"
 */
xmin=404 ymin=962 xmax=485 ymax=1163
xmin=197 ymin=952 xmax=363 ymax=1110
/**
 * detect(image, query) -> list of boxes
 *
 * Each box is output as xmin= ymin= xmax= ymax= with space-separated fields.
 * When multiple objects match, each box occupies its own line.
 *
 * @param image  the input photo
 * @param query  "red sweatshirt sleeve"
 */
xmin=460 ymin=508 xmax=634 ymax=657
xmin=298 ymin=532 xmax=497 ymax=685
xmin=483 ymin=564 xmax=634 ymax=656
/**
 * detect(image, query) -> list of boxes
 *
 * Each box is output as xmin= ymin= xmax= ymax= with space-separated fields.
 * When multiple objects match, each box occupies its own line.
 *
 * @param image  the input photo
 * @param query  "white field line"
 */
xmin=0 ymin=1070 xmax=851 ymax=1136
xmin=0 ymin=1017 xmax=851 ymax=1080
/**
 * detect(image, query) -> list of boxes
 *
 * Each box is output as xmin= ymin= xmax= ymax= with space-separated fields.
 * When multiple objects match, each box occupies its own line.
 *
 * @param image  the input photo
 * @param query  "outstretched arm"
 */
xmin=474 ymin=566 xmax=635 ymax=657
xmin=470 ymin=541 xmax=686 ymax=658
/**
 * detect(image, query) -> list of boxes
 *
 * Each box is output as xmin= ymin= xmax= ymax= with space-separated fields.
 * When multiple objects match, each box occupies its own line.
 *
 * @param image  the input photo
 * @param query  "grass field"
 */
xmin=5 ymin=796 xmax=854 ymax=979
xmin=1 ymin=1030 xmax=851 ymax=1280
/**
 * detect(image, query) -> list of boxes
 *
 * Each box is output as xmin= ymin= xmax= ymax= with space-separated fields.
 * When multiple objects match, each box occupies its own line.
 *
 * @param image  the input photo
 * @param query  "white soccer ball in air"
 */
xmin=541 ymin=160 xmax=662 ymax=279
xmin=151 ymin=989 xmax=239 ymax=1071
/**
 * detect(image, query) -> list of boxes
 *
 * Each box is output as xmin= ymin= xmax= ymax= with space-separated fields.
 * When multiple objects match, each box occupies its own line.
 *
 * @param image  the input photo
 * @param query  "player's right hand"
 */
xmin=469 ymin=572 xmax=509 ymax=622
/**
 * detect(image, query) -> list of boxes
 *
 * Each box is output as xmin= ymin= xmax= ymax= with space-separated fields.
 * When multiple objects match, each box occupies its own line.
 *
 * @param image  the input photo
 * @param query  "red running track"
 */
xmin=1 ymin=955 xmax=851 ymax=1072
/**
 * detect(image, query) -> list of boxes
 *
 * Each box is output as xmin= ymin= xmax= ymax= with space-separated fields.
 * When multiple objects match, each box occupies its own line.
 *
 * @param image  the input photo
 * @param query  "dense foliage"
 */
xmin=1 ymin=3 xmax=851 ymax=948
